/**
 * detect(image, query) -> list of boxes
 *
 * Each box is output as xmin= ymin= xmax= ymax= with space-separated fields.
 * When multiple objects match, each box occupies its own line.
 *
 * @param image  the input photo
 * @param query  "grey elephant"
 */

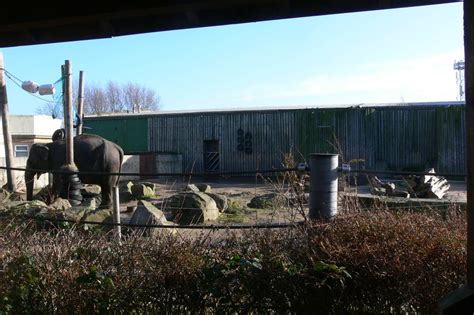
xmin=25 ymin=134 xmax=124 ymax=207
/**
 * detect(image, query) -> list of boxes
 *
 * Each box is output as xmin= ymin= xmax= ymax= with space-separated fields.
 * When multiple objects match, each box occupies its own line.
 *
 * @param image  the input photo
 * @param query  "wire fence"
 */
xmin=0 ymin=165 xmax=467 ymax=178
xmin=0 ymin=163 xmax=466 ymax=232
xmin=18 ymin=215 xmax=304 ymax=230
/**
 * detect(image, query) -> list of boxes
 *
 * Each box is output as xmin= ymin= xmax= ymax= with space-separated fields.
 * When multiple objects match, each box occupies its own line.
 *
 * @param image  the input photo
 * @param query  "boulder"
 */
xmin=140 ymin=182 xmax=156 ymax=190
xmin=49 ymin=198 xmax=72 ymax=211
xmin=7 ymin=200 xmax=48 ymax=216
xmin=119 ymin=181 xmax=134 ymax=201
xmin=119 ymin=181 xmax=134 ymax=193
xmin=206 ymin=192 xmax=228 ymax=212
xmin=185 ymin=184 xmax=200 ymax=192
xmin=9 ymin=192 xmax=24 ymax=202
xmin=0 ymin=188 xmax=11 ymax=203
xmin=247 ymin=193 xmax=289 ymax=209
xmin=196 ymin=183 xmax=211 ymax=193
xmin=129 ymin=200 xmax=176 ymax=236
xmin=81 ymin=185 xmax=101 ymax=197
xmin=131 ymin=183 xmax=155 ymax=199
xmin=57 ymin=207 xmax=88 ymax=222
xmin=72 ymin=208 xmax=114 ymax=232
xmin=165 ymin=192 xmax=219 ymax=224
xmin=0 ymin=189 xmax=24 ymax=205
xmin=32 ymin=186 xmax=53 ymax=202
xmin=81 ymin=197 xmax=100 ymax=210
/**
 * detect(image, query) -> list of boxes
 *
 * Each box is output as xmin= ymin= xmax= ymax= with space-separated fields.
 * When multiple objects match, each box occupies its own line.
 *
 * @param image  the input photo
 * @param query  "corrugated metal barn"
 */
xmin=84 ymin=102 xmax=466 ymax=175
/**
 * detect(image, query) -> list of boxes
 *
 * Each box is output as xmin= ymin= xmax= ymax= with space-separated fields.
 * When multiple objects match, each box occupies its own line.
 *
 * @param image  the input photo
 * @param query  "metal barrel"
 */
xmin=309 ymin=153 xmax=339 ymax=220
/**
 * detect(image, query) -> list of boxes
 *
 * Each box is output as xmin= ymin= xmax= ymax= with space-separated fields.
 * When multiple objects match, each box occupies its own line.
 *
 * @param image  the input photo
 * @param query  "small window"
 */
xmin=15 ymin=145 xmax=29 ymax=157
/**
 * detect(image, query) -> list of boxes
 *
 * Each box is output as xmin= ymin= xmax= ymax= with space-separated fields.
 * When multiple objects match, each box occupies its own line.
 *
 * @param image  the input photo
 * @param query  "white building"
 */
xmin=0 ymin=115 xmax=62 ymax=189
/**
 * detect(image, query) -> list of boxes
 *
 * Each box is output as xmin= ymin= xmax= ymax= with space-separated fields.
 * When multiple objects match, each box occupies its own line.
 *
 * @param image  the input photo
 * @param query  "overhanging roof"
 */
xmin=1 ymin=0 xmax=459 ymax=48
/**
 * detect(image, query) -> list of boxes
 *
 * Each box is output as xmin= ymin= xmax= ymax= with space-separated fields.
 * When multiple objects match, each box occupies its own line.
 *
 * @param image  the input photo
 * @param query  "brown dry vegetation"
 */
xmin=0 ymin=196 xmax=466 ymax=314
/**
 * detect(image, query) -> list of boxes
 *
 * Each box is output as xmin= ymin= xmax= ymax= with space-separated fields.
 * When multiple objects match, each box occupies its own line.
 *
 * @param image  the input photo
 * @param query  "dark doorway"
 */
xmin=204 ymin=140 xmax=219 ymax=173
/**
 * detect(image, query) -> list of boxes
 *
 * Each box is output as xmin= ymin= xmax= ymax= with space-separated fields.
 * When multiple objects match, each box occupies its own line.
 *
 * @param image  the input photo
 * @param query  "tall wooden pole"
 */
xmin=76 ymin=70 xmax=84 ymax=136
xmin=0 ymin=52 xmax=16 ymax=192
xmin=63 ymin=60 xmax=74 ymax=166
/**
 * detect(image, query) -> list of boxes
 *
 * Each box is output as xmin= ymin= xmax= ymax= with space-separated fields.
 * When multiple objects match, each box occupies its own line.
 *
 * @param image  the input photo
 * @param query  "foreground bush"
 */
xmin=0 ymin=207 xmax=466 ymax=314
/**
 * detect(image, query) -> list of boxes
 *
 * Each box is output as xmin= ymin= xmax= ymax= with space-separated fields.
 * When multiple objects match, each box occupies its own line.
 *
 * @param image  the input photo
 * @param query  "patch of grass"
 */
xmin=217 ymin=199 xmax=250 ymax=223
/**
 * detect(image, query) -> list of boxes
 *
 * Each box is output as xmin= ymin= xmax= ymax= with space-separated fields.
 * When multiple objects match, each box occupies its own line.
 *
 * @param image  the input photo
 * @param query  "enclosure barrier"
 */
xmin=0 ymin=163 xmax=466 ymax=240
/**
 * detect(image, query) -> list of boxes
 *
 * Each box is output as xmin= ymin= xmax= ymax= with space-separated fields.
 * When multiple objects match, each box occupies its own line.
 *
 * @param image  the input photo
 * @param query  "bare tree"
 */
xmin=84 ymin=85 xmax=107 ymax=115
xmin=35 ymin=102 xmax=62 ymax=118
xmin=36 ymin=80 xmax=160 ymax=116
xmin=105 ymin=81 xmax=124 ymax=113
xmin=87 ymin=81 xmax=160 ymax=115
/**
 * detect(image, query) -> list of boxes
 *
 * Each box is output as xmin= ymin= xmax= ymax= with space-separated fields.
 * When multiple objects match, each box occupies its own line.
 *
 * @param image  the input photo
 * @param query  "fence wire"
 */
xmin=0 ymin=165 xmax=467 ymax=178
xmin=0 ymin=163 xmax=466 ymax=231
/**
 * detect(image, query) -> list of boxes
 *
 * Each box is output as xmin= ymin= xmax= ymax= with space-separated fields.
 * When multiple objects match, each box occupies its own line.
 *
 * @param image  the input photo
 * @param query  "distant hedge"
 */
xmin=0 ymin=207 xmax=466 ymax=314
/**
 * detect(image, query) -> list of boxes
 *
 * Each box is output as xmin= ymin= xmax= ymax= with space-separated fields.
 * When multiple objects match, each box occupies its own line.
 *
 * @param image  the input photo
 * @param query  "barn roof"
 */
xmin=84 ymin=101 xmax=466 ymax=119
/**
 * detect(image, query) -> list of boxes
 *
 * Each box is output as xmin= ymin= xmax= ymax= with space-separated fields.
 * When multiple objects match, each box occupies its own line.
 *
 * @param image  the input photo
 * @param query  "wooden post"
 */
xmin=439 ymin=0 xmax=474 ymax=312
xmin=63 ymin=60 xmax=74 ymax=166
xmin=113 ymin=186 xmax=122 ymax=243
xmin=0 ymin=52 xmax=16 ymax=192
xmin=76 ymin=70 xmax=84 ymax=136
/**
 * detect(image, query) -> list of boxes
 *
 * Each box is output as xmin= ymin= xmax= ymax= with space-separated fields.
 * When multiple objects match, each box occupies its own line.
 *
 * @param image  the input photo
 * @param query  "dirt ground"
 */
xmin=121 ymin=176 xmax=467 ymax=228
xmin=122 ymin=176 xmax=306 ymax=225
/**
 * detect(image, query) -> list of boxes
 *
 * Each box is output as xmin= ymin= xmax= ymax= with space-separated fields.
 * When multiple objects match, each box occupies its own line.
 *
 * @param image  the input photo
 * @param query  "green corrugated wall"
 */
xmin=84 ymin=117 xmax=148 ymax=153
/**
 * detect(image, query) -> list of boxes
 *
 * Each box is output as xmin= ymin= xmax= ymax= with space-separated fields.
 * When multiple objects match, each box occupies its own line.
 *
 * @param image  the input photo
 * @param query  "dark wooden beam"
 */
xmin=0 ymin=0 xmax=460 ymax=47
xmin=464 ymin=0 xmax=474 ymax=288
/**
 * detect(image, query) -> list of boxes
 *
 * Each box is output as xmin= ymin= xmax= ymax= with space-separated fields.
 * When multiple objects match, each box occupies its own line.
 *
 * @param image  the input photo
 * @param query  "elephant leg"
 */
xmin=50 ymin=174 xmax=61 ymax=201
xmin=100 ymin=183 xmax=113 ymax=208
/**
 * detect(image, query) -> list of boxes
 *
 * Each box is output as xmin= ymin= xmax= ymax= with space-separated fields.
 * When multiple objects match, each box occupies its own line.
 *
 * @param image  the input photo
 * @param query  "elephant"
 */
xmin=25 ymin=134 xmax=124 ymax=207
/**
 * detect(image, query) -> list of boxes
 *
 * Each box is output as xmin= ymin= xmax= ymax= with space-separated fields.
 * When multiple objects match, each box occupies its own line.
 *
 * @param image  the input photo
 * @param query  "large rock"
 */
xmin=206 ymin=193 xmax=228 ymax=212
xmin=185 ymin=184 xmax=200 ymax=192
xmin=81 ymin=184 xmax=101 ymax=197
xmin=247 ymin=193 xmax=289 ymax=209
xmin=7 ymin=200 xmax=48 ymax=216
xmin=0 ymin=188 xmax=11 ymax=203
xmin=119 ymin=181 xmax=134 ymax=201
xmin=165 ymin=192 xmax=219 ymax=224
xmin=131 ymin=183 xmax=155 ymax=199
xmin=196 ymin=183 xmax=211 ymax=193
xmin=0 ymin=189 xmax=24 ymax=206
xmin=81 ymin=197 xmax=99 ymax=210
xmin=129 ymin=200 xmax=176 ymax=236
xmin=49 ymin=198 xmax=72 ymax=211
xmin=32 ymin=186 xmax=53 ymax=202
xmin=80 ymin=208 xmax=114 ymax=231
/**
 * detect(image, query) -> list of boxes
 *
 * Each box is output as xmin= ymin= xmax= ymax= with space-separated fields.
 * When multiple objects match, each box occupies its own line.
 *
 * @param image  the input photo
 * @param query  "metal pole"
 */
xmin=0 ymin=52 xmax=16 ymax=192
xmin=113 ymin=186 xmax=122 ymax=243
xmin=63 ymin=61 xmax=74 ymax=166
xmin=76 ymin=70 xmax=85 ymax=136
xmin=309 ymin=153 xmax=338 ymax=220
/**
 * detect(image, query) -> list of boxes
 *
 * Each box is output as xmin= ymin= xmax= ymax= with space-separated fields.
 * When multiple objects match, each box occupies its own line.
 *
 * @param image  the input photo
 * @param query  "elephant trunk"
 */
xmin=25 ymin=165 xmax=35 ymax=201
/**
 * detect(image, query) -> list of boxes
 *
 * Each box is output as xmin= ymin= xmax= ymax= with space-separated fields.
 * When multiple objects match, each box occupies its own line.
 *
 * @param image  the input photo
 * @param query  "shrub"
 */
xmin=0 ymin=205 xmax=466 ymax=314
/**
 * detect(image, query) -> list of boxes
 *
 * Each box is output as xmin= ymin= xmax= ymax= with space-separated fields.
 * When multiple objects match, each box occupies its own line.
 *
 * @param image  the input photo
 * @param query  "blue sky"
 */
xmin=1 ymin=2 xmax=465 ymax=115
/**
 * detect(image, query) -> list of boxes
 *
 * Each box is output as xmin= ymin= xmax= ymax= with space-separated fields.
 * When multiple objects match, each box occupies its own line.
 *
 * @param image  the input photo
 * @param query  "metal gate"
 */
xmin=204 ymin=140 xmax=219 ymax=172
